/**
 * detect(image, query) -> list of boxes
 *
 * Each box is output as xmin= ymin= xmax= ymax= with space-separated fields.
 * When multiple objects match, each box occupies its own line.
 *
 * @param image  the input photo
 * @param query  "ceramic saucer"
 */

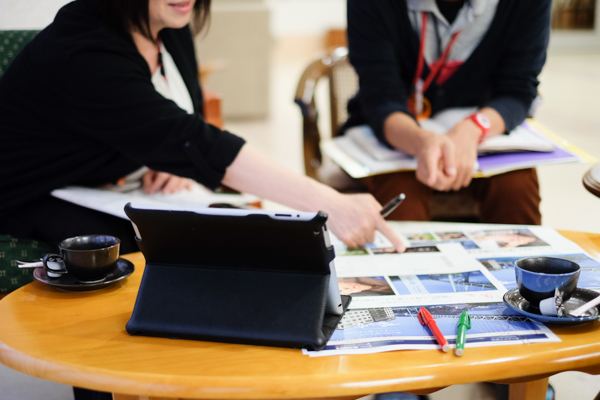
xmin=503 ymin=287 xmax=600 ymax=325
xmin=33 ymin=258 xmax=134 ymax=291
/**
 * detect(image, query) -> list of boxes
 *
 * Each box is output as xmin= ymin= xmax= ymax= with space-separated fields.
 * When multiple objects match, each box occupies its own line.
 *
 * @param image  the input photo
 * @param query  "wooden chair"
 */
xmin=294 ymin=47 xmax=480 ymax=222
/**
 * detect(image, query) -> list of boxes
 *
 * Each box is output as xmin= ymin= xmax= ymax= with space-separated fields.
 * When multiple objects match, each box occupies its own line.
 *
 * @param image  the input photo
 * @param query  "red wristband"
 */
xmin=468 ymin=113 xmax=491 ymax=144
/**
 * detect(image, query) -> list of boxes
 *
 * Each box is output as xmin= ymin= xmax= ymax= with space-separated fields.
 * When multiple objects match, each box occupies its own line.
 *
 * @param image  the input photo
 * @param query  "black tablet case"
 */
xmin=124 ymin=203 xmax=351 ymax=350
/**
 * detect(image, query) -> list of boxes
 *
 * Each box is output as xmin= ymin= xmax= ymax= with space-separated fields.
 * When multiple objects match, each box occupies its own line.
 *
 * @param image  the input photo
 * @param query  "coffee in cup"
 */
xmin=515 ymin=257 xmax=580 ymax=308
xmin=42 ymin=235 xmax=121 ymax=283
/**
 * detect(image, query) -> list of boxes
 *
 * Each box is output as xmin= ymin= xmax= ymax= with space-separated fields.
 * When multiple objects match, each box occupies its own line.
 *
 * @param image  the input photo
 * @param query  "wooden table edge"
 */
xmin=1 ymin=230 xmax=600 ymax=399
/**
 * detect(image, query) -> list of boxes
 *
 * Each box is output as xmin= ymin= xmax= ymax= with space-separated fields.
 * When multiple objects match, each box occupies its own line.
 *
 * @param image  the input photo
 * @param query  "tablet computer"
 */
xmin=124 ymin=203 xmax=349 ymax=350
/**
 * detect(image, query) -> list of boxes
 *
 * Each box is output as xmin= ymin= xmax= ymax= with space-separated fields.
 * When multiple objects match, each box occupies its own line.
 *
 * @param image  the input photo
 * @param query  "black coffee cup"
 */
xmin=43 ymin=235 xmax=120 ymax=283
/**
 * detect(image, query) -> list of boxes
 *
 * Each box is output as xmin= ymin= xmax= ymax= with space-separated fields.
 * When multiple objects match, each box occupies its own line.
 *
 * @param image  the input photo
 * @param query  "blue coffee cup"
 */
xmin=515 ymin=257 xmax=580 ymax=308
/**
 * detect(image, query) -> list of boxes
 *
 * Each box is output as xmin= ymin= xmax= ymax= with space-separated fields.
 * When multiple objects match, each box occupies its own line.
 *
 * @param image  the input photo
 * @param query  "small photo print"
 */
xmin=460 ymin=240 xmax=480 ymax=250
xmin=406 ymin=233 xmax=436 ymax=242
xmin=405 ymin=246 xmax=440 ymax=253
xmin=389 ymin=272 xmax=498 ymax=295
xmin=371 ymin=247 xmax=399 ymax=255
xmin=437 ymin=231 xmax=469 ymax=241
xmin=471 ymin=229 xmax=549 ymax=249
xmin=338 ymin=248 xmax=370 ymax=256
xmin=338 ymin=276 xmax=395 ymax=297
xmin=418 ymin=271 xmax=498 ymax=293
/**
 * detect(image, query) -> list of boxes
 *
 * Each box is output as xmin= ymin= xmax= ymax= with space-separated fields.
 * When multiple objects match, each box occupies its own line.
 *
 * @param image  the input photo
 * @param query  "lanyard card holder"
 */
xmin=123 ymin=203 xmax=350 ymax=350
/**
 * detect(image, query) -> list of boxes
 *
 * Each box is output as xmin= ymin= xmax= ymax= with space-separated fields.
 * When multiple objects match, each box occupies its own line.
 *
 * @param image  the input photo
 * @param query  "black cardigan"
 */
xmin=0 ymin=0 xmax=245 ymax=218
xmin=344 ymin=0 xmax=551 ymax=145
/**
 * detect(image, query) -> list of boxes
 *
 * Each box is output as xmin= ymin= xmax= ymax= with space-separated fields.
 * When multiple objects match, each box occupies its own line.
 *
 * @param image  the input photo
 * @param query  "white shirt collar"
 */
xmin=406 ymin=0 xmax=489 ymax=28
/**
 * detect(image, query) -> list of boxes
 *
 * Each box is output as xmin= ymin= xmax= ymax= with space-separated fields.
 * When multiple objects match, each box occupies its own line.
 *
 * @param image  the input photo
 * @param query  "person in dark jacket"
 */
xmin=344 ymin=0 xmax=551 ymax=225
xmin=0 ymin=0 xmax=405 ymax=254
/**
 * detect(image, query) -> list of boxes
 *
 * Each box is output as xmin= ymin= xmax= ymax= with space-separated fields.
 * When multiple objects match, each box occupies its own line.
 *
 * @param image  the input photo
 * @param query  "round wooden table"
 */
xmin=1 ymin=231 xmax=600 ymax=400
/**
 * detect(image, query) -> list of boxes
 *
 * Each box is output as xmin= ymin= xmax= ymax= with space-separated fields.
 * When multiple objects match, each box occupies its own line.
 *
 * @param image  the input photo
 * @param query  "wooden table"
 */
xmin=1 ymin=230 xmax=600 ymax=400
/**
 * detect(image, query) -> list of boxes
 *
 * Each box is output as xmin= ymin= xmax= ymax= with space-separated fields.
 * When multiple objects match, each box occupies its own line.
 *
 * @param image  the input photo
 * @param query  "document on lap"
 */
xmin=304 ymin=222 xmax=600 ymax=357
xmin=51 ymin=183 xmax=259 ymax=220
xmin=322 ymin=113 xmax=593 ymax=179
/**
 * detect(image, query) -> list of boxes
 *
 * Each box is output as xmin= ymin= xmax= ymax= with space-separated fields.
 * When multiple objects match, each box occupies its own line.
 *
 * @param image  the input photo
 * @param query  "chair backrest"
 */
xmin=294 ymin=47 xmax=358 ymax=180
xmin=328 ymin=52 xmax=359 ymax=136
xmin=0 ymin=30 xmax=40 ymax=79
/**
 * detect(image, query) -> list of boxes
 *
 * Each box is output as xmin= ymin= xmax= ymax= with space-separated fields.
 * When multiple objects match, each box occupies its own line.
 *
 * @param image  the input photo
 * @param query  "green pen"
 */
xmin=456 ymin=310 xmax=471 ymax=356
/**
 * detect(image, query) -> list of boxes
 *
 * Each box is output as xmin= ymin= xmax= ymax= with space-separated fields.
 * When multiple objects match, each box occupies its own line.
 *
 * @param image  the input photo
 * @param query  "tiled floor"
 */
xmin=1 ymin=38 xmax=600 ymax=400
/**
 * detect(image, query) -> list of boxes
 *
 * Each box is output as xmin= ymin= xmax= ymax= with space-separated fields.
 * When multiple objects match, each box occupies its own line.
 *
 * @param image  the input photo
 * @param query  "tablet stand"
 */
xmin=124 ymin=204 xmax=351 ymax=350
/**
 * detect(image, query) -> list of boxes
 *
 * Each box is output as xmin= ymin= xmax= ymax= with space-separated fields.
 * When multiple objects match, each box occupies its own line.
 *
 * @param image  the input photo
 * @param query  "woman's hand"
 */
xmin=142 ymin=170 xmax=194 ymax=194
xmin=320 ymin=192 xmax=405 ymax=252
xmin=221 ymin=145 xmax=405 ymax=252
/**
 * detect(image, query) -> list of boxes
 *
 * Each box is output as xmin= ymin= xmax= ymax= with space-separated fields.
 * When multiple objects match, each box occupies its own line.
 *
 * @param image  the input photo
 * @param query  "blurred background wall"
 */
xmin=2 ymin=0 xmax=599 ymax=120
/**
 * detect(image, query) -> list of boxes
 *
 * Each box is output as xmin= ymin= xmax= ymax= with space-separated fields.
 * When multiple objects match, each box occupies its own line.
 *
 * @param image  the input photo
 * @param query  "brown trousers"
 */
xmin=360 ymin=168 xmax=542 ymax=225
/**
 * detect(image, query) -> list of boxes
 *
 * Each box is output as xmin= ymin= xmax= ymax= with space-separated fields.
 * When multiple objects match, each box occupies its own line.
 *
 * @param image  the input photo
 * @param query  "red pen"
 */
xmin=418 ymin=307 xmax=450 ymax=352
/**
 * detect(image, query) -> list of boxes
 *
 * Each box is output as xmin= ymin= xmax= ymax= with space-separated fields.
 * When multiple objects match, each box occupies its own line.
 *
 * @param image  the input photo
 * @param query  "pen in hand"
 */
xmin=380 ymin=193 xmax=406 ymax=219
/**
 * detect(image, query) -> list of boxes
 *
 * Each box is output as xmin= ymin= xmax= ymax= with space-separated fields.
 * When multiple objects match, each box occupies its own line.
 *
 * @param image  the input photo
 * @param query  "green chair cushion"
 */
xmin=0 ymin=235 xmax=54 ymax=294
xmin=0 ymin=30 xmax=40 ymax=78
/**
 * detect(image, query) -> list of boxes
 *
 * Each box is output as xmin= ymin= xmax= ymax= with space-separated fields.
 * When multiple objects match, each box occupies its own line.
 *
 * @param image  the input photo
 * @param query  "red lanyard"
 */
xmin=413 ymin=13 xmax=461 ymax=94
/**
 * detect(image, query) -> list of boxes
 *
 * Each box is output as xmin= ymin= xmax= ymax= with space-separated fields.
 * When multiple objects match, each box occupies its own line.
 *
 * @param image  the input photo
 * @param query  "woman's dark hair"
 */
xmin=93 ymin=0 xmax=211 ymax=40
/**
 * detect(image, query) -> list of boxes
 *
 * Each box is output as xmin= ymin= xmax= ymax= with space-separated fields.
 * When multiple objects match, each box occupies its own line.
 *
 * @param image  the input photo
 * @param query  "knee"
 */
xmin=478 ymin=169 xmax=541 ymax=225
xmin=485 ymin=169 xmax=540 ymax=200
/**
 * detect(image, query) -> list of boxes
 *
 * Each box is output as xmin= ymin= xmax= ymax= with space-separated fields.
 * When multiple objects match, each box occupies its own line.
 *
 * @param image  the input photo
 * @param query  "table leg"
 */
xmin=508 ymin=377 xmax=549 ymax=400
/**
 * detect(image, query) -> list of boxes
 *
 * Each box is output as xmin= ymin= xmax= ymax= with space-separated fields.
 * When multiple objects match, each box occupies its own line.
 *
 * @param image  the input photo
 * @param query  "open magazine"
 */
xmin=303 ymin=222 xmax=600 ymax=357
xmin=351 ymin=108 xmax=554 ymax=162
xmin=322 ymin=116 xmax=591 ymax=179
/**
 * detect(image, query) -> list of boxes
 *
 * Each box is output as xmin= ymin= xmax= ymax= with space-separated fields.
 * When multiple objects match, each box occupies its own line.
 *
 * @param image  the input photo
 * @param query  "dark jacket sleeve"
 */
xmin=59 ymin=28 xmax=244 ymax=190
xmin=347 ymin=0 xmax=413 ymax=143
xmin=485 ymin=0 xmax=551 ymax=132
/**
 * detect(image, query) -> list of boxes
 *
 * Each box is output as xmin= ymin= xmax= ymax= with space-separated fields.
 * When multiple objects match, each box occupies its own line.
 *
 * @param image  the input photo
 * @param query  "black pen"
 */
xmin=380 ymin=193 xmax=406 ymax=218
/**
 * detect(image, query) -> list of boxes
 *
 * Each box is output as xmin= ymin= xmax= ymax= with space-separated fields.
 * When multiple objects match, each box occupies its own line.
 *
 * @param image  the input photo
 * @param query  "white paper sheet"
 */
xmin=51 ymin=184 xmax=260 ymax=219
xmin=304 ymin=222 xmax=595 ymax=357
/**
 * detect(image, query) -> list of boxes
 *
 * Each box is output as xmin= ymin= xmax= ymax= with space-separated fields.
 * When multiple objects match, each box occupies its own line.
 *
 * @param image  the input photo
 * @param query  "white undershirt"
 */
xmin=119 ymin=42 xmax=195 ymax=187
xmin=151 ymin=41 xmax=195 ymax=114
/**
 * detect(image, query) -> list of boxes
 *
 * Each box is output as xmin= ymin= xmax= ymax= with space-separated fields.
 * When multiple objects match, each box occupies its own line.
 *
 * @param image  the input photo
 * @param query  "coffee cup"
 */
xmin=515 ymin=257 xmax=580 ymax=309
xmin=42 ymin=235 xmax=121 ymax=283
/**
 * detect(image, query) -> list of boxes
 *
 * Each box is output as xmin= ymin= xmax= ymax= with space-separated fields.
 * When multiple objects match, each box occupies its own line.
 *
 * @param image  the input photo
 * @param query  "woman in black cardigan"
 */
xmin=0 ymin=0 xmax=404 ymax=254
